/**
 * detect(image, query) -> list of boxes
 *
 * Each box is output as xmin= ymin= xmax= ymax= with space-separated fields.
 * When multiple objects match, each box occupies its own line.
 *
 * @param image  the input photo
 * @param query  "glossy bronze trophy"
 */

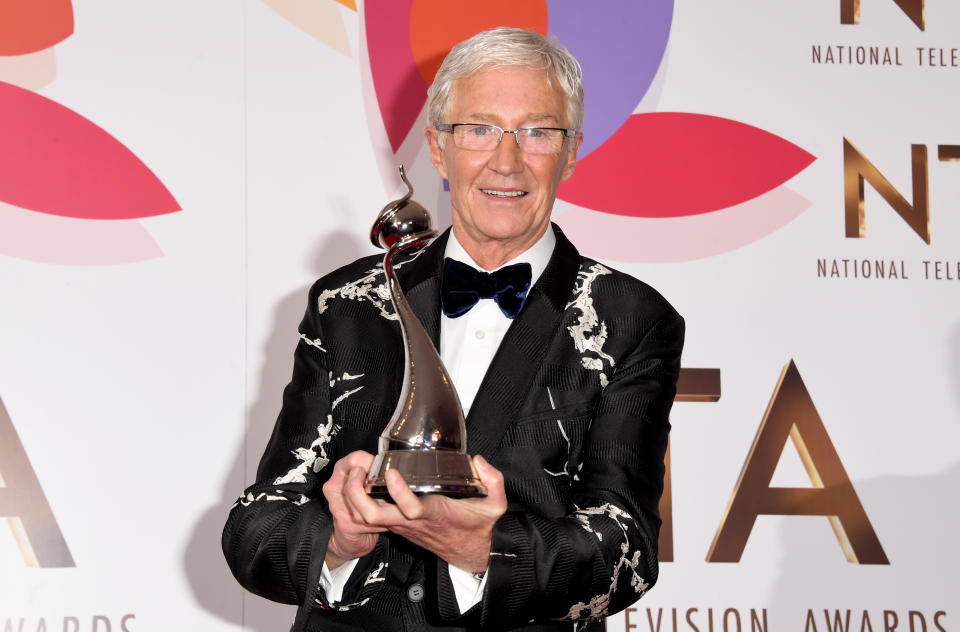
xmin=364 ymin=166 xmax=487 ymax=499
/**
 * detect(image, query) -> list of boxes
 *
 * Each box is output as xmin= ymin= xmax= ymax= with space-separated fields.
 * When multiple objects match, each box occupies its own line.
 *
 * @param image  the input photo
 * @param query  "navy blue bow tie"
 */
xmin=441 ymin=258 xmax=532 ymax=319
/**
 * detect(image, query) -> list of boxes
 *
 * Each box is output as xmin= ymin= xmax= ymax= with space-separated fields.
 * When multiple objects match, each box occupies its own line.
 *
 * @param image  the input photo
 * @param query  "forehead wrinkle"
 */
xmin=462 ymin=112 xmax=562 ymax=126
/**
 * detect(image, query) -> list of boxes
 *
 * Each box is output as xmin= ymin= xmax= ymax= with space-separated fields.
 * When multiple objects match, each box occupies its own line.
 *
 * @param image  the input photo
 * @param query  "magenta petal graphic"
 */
xmin=559 ymin=112 xmax=816 ymax=218
xmin=555 ymin=186 xmax=812 ymax=263
xmin=364 ymin=0 xmax=426 ymax=153
xmin=0 ymin=80 xmax=180 ymax=220
xmin=0 ymin=200 xmax=162 ymax=265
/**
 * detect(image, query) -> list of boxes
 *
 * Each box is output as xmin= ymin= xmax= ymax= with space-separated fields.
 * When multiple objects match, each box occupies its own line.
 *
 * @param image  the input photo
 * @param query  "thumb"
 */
xmin=473 ymin=455 xmax=507 ymax=507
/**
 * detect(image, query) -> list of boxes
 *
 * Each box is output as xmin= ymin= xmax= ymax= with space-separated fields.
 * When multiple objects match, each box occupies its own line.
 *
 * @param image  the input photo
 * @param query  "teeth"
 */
xmin=481 ymin=189 xmax=525 ymax=198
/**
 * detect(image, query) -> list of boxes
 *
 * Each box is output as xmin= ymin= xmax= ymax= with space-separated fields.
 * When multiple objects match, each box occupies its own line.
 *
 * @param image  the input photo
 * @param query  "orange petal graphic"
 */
xmin=0 ymin=0 xmax=74 ymax=56
xmin=409 ymin=0 xmax=548 ymax=87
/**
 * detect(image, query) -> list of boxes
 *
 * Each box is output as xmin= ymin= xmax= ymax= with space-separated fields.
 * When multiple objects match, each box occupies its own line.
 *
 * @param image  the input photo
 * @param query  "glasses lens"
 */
xmin=518 ymin=128 xmax=564 ymax=154
xmin=453 ymin=124 xmax=499 ymax=150
xmin=449 ymin=125 xmax=566 ymax=154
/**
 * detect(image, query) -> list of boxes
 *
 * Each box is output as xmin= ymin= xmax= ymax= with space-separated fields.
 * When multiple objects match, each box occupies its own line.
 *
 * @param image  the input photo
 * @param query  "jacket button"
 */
xmin=407 ymin=583 xmax=425 ymax=602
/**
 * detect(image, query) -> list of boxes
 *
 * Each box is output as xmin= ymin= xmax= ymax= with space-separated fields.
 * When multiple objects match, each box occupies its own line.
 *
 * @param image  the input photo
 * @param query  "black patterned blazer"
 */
xmin=222 ymin=224 xmax=684 ymax=632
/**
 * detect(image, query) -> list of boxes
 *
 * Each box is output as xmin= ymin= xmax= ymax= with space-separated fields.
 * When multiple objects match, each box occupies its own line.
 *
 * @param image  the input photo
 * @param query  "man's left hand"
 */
xmin=342 ymin=455 xmax=507 ymax=573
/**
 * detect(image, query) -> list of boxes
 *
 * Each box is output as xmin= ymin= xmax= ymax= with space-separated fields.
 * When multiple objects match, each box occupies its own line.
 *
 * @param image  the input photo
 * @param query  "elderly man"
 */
xmin=223 ymin=27 xmax=684 ymax=632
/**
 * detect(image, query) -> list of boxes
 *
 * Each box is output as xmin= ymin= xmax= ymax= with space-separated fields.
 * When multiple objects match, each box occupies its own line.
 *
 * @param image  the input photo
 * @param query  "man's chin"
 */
xmin=474 ymin=222 xmax=548 ymax=248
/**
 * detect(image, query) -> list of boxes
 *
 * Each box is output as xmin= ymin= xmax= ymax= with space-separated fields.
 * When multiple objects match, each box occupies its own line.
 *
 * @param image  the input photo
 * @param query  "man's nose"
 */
xmin=487 ymin=131 xmax=524 ymax=173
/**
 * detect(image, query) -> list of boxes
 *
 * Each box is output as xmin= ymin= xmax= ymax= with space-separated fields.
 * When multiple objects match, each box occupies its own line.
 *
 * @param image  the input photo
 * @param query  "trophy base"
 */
xmin=365 ymin=449 xmax=487 ymax=499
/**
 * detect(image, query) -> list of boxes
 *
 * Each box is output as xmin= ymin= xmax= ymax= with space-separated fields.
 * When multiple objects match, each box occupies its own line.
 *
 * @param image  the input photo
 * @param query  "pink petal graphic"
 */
xmin=0 ymin=80 xmax=180 ymax=220
xmin=364 ymin=0 xmax=426 ymax=152
xmin=0 ymin=47 xmax=57 ymax=91
xmin=559 ymin=112 xmax=816 ymax=218
xmin=555 ymin=186 xmax=812 ymax=263
xmin=0 ymin=200 xmax=162 ymax=265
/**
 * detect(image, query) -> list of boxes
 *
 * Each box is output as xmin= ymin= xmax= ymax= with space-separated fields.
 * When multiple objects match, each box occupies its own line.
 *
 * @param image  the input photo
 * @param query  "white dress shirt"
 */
xmin=322 ymin=227 xmax=556 ymax=613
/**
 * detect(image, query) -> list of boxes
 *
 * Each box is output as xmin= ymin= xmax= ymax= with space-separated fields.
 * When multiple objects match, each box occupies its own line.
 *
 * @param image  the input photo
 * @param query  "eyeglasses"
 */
xmin=437 ymin=123 xmax=577 ymax=155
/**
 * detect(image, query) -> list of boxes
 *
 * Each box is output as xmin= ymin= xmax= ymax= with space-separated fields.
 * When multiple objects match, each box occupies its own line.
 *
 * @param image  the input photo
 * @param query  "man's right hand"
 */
xmin=321 ymin=450 xmax=386 ymax=569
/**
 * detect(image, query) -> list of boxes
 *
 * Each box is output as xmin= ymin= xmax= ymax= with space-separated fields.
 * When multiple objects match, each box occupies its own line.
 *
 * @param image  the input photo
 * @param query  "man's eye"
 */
xmin=525 ymin=128 xmax=545 ymax=138
xmin=470 ymin=126 xmax=491 ymax=136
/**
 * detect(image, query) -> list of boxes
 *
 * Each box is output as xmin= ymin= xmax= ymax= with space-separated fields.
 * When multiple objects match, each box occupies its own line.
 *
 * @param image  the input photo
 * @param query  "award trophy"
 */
xmin=364 ymin=166 xmax=487 ymax=499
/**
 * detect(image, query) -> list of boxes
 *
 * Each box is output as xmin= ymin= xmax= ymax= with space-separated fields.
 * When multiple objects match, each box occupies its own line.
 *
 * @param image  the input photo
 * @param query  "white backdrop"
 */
xmin=1 ymin=1 xmax=957 ymax=630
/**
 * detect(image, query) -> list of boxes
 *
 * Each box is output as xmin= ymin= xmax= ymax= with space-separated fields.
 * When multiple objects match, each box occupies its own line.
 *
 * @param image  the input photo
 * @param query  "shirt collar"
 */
xmin=444 ymin=227 xmax=555 ymax=288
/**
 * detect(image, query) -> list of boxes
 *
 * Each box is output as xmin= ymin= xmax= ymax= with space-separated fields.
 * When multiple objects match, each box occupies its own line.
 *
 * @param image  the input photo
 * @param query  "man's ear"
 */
xmin=559 ymin=131 xmax=584 ymax=182
xmin=425 ymin=127 xmax=449 ymax=180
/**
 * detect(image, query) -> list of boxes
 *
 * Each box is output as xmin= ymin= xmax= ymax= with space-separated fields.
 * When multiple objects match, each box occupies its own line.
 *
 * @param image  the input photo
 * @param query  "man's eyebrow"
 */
xmin=524 ymin=113 xmax=561 ymax=124
xmin=463 ymin=113 xmax=561 ymax=125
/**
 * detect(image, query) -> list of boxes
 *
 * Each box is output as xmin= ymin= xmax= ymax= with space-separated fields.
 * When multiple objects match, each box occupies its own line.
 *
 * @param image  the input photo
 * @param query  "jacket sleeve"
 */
xmin=221 ymin=282 xmax=388 ymax=611
xmin=479 ymin=305 xmax=684 ymax=629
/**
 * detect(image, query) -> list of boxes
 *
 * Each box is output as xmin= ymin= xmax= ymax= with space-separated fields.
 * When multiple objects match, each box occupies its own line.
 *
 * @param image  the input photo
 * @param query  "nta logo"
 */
xmin=844 ymin=140 xmax=959 ymax=244
xmin=841 ymin=0 xmax=925 ymax=30
xmin=658 ymin=363 xmax=886 ymax=564
xmin=0 ymin=396 xmax=74 ymax=567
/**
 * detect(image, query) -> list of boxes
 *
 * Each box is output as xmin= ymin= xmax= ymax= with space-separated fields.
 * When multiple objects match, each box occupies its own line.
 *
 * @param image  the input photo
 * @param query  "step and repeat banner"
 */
xmin=1 ymin=1 xmax=957 ymax=630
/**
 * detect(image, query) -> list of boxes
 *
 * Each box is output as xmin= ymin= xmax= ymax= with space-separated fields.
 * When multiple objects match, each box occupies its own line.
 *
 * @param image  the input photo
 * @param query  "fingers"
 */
xmin=322 ymin=451 xmax=374 ymax=510
xmin=386 ymin=469 xmax=426 ymax=520
xmin=473 ymin=455 xmax=508 ymax=513
xmin=344 ymin=466 xmax=392 ymax=525
xmin=337 ymin=450 xmax=376 ymax=474
xmin=323 ymin=453 xmax=387 ymax=563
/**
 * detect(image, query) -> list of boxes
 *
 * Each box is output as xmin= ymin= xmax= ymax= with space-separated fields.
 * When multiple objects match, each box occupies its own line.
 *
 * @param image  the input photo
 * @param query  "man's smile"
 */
xmin=480 ymin=188 xmax=528 ymax=198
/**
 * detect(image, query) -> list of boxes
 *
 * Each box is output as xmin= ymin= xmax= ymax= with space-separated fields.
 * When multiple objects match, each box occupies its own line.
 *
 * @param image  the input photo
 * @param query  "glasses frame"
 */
xmin=436 ymin=123 xmax=578 ymax=153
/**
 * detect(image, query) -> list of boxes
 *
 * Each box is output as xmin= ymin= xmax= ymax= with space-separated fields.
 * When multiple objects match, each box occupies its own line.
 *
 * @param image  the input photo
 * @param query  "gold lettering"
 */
xmin=0 ymin=396 xmax=75 ymax=567
xmin=844 ymin=138 xmax=930 ymax=244
xmin=884 ymin=611 xmax=899 ymax=632
xmin=826 ymin=610 xmax=853 ymax=632
xmin=707 ymin=360 xmax=888 ymax=564
xmin=908 ymin=612 xmax=927 ymax=632
xmin=725 ymin=609 xmax=742 ymax=632
xmin=648 ymin=608 xmax=664 ymax=632
xmin=840 ymin=0 xmax=924 ymax=30
xmin=688 ymin=609 xmax=702 ymax=632
xmin=939 ymin=145 xmax=960 ymax=162
xmin=933 ymin=612 xmax=946 ymax=632
xmin=751 ymin=610 xmax=769 ymax=632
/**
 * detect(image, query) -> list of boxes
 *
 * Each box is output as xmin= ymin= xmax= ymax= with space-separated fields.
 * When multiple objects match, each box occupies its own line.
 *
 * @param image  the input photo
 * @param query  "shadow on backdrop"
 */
xmin=183 ymin=229 xmax=367 ymax=631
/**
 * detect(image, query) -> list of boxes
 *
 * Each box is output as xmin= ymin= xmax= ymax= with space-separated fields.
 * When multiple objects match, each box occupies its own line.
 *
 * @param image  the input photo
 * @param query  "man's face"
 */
xmin=426 ymin=68 xmax=583 ymax=264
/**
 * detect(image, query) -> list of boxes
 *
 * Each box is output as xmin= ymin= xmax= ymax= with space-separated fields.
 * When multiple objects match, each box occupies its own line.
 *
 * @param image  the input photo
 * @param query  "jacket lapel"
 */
xmin=465 ymin=225 xmax=581 ymax=459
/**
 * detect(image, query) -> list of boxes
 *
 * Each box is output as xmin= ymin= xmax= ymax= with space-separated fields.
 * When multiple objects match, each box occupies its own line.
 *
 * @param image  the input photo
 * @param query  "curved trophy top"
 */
xmin=370 ymin=166 xmax=436 ymax=252
xmin=365 ymin=166 xmax=484 ymax=498
xmin=369 ymin=165 xmax=466 ymax=454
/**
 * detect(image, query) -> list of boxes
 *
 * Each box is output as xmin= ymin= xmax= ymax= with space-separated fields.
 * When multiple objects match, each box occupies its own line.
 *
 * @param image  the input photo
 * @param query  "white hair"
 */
xmin=426 ymin=27 xmax=584 ymax=131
